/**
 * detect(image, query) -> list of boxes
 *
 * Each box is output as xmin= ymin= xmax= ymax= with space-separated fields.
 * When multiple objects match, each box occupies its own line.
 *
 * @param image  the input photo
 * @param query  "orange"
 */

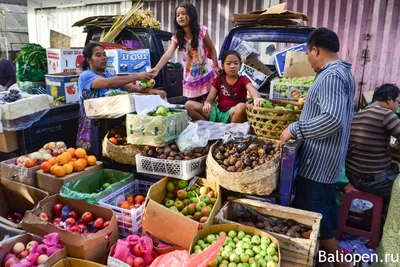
xmin=67 ymin=148 xmax=76 ymax=158
xmin=109 ymin=137 xmax=118 ymax=145
xmin=24 ymin=158 xmax=36 ymax=168
xmin=48 ymin=157 xmax=56 ymax=166
xmin=135 ymin=195 xmax=145 ymax=204
xmin=62 ymin=152 xmax=72 ymax=162
xmin=53 ymin=166 xmax=66 ymax=177
xmin=56 ymin=154 xmax=68 ymax=166
xmin=41 ymin=162 xmax=52 ymax=173
xmin=72 ymin=159 xmax=86 ymax=172
xmin=75 ymin=148 xmax=87 ymax=159
xmin=50 ymin=164 xmax=57 ymax=175
xmin=87 ymin=155 xmax=97 ymax=166
xmin=126 ymin=195 xmax=134 ymax=204
xmin=63 ymin=163 xmax=73 ymax=174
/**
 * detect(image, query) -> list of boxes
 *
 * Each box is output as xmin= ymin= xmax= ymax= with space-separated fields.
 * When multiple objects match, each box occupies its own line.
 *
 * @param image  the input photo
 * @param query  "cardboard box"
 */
xmin=215 ymin=198 xmax=322 ymax=266
xmin=283 ymin=51 xmax=315 ymax=78
xmin=126 ymin=110 xmax=189 ymax=146
xmin=0 ymin=178 xmax=49 ymax=228
xmin=36 ymin=161 xmax=103 ymax=195
xmin=0 ymin=131 xmax=18 ymax=153
xmin=45 ymin=72 xmax=80 ymax=104
xmin=189 ymin=224 xmax=281 ymax=264
xmin=142 ymin=177 xmax=222 ymax=249
xmin=0 ymin=222 xmax=24 ymax=244
xmin=361 ymin=90 xmax=374 ymax=108
xmin=1 ymin=157 xmax=41 ymax=187
xmin=21 ymin=195 xmax=119 ymax=264
xmin=0 ymin=233 xmax=67 ymax=266
xmin=106 ymin=49 xmax=151 ymax=75
xmin=274 ymin=43 xmax=308 ymax=77
xmin=54 ymin=258 xmax=106 ymax=267
xmin=46 ymin=48 xmax=84 ymax=74
xmin=1 ymin=94 xmax=50 ymax=120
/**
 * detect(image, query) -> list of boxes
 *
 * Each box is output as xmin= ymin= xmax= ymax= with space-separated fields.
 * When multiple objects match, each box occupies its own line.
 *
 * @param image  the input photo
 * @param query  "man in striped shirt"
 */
xmin=346 ymin=84 xmax=400 ymax=200
xmin=280 ymin=28 xmax=355 ymax=267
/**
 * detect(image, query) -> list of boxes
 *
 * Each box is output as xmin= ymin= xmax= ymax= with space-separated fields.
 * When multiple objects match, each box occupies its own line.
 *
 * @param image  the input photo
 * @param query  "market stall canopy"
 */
xmin=232 ymin=2 xmax=308 ymax=27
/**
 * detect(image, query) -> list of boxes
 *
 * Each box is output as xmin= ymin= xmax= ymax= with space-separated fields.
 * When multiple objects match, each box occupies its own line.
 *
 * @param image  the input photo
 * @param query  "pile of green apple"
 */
xmin=162 ymin=179 xmax=217 ymax=223
xmin=193 ymin=230 xmax=279 ymax=267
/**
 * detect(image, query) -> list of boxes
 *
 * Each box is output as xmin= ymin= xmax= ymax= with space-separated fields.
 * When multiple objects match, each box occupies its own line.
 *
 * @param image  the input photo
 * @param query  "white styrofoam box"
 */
xmin=1 ymin=94 xmax=50 ymax=120
xmin=46 ymin=48 xmax=84 ymax=74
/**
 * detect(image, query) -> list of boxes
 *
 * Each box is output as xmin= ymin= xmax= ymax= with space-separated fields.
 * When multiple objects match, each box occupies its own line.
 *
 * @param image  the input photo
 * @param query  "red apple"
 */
xmin=65 ymin=218 xmax=76 ymax=226
xmin=144 ymin=251 xmax=158 ymax=265
xmin=17 ymin=250 xmax=29 ymax=259
xmin=39 ymin=212 xmax=50 ymax=222
xmin=68 ymin=211 xmax=78 ymax=220
xmin=4 ymin=256 xmax=18 ymax=267
xmin=125 ymin=255 xmax=135 ymax=266
xmin=133 ymin=256 xmax=145 ymax=267
xmin=94 ymin=217 xmax=105 ymax=229
xmin=13 ymin=242 xmax=25 ymax=254
xmin=52 ymin=204 xmax=63 ymax=216
xmin=36 ymin=254 xmax=49 ymax=265
xmin=78 ymin=224 xmax=88 ymax=233
xmin=70 ymin=225 xmax=80 ymax=233
xmin=81 ymin=212 xmax=93 ymax=224
xmin=26 ymin=240 xmax=39 ymax=252
xmin=132 ymin=244 xmax=144 ymax=257
xmin=102 ymin=220 xmax=110 ymax=228
xmin=52 ymin=217 xmax=62 ymax=225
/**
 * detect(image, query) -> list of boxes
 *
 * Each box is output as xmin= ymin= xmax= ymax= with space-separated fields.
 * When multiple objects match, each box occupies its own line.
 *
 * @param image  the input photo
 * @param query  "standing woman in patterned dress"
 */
xmin=150 ymin=2 xmax=221 ymax=101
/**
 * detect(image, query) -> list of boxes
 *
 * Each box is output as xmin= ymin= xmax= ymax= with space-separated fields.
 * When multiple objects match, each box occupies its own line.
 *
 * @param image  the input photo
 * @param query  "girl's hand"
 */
xmin=148 ymin=68 xmax=159 ymax=78
xmin=203 ymin=103 xmax=213 ymax=115
xmin=149 ymin=89 xmax=167 ymax=99
xmin=214 ymin=66 xmax=222 ymax=76
xmin=253 ymin=98 xmax=264 ymax=107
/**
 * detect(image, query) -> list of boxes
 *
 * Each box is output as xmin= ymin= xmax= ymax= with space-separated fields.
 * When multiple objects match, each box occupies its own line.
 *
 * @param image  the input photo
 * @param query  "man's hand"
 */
xmin=203 ymin=102 xmax=213 ymax=115
xmin=149 ymin=89 xmax=167 ymax=99
xmin=280 ymin=127 xmax=293 ymax=148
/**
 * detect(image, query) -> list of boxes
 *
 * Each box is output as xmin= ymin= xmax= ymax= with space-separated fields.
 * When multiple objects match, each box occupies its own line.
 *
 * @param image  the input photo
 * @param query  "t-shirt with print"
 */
xmin=212 ymin=75 xmax=251 ymax=112
xmin=78 ymin=69 xmax=123 ymax=100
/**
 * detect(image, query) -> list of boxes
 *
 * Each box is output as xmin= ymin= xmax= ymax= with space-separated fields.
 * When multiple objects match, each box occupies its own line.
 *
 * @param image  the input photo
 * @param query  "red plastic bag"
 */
xmin=149 ymin=235 xmax=226 ymax=267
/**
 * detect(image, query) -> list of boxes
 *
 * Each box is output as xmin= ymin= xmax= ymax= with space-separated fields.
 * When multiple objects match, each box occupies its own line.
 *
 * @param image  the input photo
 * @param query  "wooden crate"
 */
xmin=215 ymin=198 xmax=321 ymax=267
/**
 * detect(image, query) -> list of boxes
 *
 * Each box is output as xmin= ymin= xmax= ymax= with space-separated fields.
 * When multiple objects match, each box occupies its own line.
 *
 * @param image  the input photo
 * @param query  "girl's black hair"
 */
xmin=174 ymin=2 xmax=200 ymax=51
xmin=81 ymin=42 xmax=103 ymax=70
xmin=221 ymin=50 xmax=242 ymax=76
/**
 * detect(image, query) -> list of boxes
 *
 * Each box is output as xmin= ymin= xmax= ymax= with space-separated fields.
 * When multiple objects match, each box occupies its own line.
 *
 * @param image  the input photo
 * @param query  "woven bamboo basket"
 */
xmin=102 ymin=131 xmax=142 ymax=165
xmin=246 ymin=99 xmax=302 ymax=140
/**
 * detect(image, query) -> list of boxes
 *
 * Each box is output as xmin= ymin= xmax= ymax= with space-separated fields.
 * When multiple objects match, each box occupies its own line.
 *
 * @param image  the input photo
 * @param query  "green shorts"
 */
xmin=208 ymin=104 xmax=233 ymax=123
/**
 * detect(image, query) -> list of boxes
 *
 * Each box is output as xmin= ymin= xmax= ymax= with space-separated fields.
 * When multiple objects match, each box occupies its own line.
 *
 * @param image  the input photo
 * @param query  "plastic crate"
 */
xmin=98 ymin=179 xmax=154 ymax=237
xmin=135 ymin=154 xmax=207 ymax=180
xmin=269 ymin=80 xmax=313 ymax=100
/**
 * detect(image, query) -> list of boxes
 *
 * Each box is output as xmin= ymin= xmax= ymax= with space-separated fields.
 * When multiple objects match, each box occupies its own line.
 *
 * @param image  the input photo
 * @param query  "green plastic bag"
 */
xmin=59 ymin=169 xmax=134 ymax=204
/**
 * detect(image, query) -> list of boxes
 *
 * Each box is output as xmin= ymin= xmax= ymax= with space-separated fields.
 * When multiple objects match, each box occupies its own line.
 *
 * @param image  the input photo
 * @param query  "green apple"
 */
xmin=187 ymin=190 xmax=195 ymax=199
xmin=221 ymin=260 xmax=229 ymax=265
xmin=196 ymin=201 xmax=206 ymax=211
xmin=233 ymin=237 xmax=240 ymax=243
xmin=228 ymin=241 xmax=236 ymax=249
xmin=237 ymin=231 xmax=246 ymax=240
xmin=190 ymin=197 xmax=199 ymax=203
xmin=235 ymin=247 xmax=244 ymax=255
xmin=267 ymin=261 xmax=278 ymax=267
xmin=228 ymin=263 xmax=237 ymax=267
xmin=252 ymin=246 xmax=261 ymax=254
xmin=254 ymin=254 xmax=263 ymax=261
xmin=268 ymin=243 xmax=277 ymax=249
xmin=178 ymin=180 xmax=188 ymax=189
xmin=240 ymin=253 xmax=249 ymax=263
xmin=251 ymin=235 xmax=261 ymax=245
xmin=193 ymin=245 xmax=201 ymax=251
xmin=258 ymin=259 xmax=267 ymax=267
xmin=221 ymin=251 xmax=230 ymax=260
xmin=219 ymin=231 xmax=227 ymax=237
xmin=236 ymin=241 xmax=244 ymax=248
xmin=224 ymin=245 xmax=233 ymax=252
xmin=207 ymin=234 xmax=216 ymax=243
xmin=102 ymin=183 xmax=111 ymax=189
xmin=260 ymin=244 xmax=268 ymax=251
xmin=199 ymin=186 xmax=210 ymax=195
xmin=243 ymin=243 xmax=253 ymax=250
xmin=169 ymin=206 xmax=179 ymax=213
xmin=197 ymin=239 xmax=205 ymax=246
xmin=228 ymin=230 xmax=237 ymax=238
xmin=242 ymin=237 xmax=251 ymax=243
xmin=259 ymin=250 xmax=267 ymax=257
xmin=272 ymin=255 xmax=279 ymax=263
xmin=264 ymin=255 xmax=273 ymax=262
xmin=266 ymin=247 xmax=276 ymax=256
xmin=166 ymin=181 xmax=175 ymax=192
xmin=200 ymin=194 xmax=211 ymax=204
xmin=139 ymin=81 xmax=148 ymax=89
xmin=229 ymin=253 xmax=240 ymax=263
xmin=245 ymin=249 xmax=254 ymax=257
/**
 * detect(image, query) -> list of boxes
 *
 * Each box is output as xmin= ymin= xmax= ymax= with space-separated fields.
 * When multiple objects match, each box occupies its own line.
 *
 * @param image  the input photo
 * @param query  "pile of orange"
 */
xmin=119 ymin=194 xmax=146 ymax=210
xmin=40 ymin=147 xmax=97 ymax=177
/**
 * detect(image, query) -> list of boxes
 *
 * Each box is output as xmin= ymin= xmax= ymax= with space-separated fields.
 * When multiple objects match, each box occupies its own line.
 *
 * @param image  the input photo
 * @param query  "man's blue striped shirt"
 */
xmin=288 ymin=60 xmax=355 ymax=184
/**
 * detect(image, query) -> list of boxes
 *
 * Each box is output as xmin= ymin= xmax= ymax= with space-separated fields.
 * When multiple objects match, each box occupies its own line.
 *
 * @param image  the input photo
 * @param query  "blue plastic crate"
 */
xmin=279 ymin=140 xmax=301 ymax=196
xmin=278 ymin=194 xmax=295 ymax=207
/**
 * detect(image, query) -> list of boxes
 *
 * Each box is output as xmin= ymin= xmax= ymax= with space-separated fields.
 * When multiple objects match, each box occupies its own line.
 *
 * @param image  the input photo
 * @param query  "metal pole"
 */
xmin=0 ymin=9 xmax=8 ymax=59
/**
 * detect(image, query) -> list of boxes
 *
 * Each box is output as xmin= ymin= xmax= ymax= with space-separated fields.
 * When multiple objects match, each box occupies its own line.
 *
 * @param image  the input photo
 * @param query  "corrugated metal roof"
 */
xmin=0 ymin=3 xmax=28 ymax=52
xmin=283 ymin=0 xmax=400 ymax=107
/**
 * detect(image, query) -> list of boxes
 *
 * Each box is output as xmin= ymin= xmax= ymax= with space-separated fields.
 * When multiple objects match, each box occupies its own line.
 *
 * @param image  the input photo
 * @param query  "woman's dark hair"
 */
xmin=174 ymin=2 xmax=200 ymax=51
xmin=307 ymin=27 xmax=340 ymax=53
xmin=266 ymin=44 xmax=276 ymax=54
xmin=81 ymin=42 xmax=103 ymax=70
xmin=372 ymin=83 xmax=400 ymax=102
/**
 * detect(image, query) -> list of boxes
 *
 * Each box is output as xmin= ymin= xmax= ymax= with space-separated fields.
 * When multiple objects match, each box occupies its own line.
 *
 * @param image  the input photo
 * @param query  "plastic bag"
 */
xmin=193 ymin=120 xmax=250 ymax=140
xmin=1 ymin=108 xmax=49 ymax=132
xmin=176 ymin=122 xmax=210 ymax=152
xmin=59 ymin=169 xmax=133 ymax=204
xmin=149 ymin=234 xmax=226 ymax=267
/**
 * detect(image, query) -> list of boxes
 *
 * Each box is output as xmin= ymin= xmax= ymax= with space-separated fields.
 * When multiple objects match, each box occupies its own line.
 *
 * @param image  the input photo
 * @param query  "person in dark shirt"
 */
xmin=0 ymin=49 xmax=16 ymax=89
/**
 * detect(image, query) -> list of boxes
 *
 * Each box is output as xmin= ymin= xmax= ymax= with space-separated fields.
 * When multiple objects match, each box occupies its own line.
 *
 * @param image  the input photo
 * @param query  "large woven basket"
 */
xmin=102 ymin=131 xmax=142 ymax=165
xmin=246 ymin=99 xmax=302 ymax=139
xmin=206 ymin=139 xmax=281 ymax=196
